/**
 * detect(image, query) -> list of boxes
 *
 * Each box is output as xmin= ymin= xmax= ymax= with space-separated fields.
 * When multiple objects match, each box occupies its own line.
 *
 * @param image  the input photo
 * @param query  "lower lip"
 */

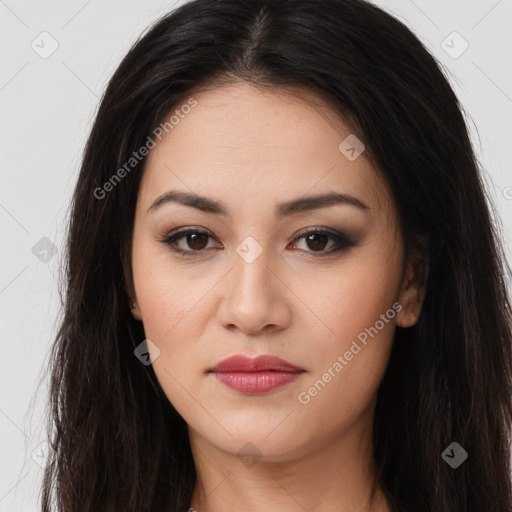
xmin=212 ymin=371 xmax=302 ymax=394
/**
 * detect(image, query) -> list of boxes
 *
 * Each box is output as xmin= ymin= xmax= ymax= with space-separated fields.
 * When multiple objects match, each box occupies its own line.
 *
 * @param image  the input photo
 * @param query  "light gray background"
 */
xmin=1 ymin=0 xmax=511 ymax=509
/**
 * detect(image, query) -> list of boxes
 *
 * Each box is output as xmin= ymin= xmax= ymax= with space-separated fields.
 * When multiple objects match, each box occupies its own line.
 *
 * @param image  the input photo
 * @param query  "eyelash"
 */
xmin=157 ymin=226 xmax=355 ymax=258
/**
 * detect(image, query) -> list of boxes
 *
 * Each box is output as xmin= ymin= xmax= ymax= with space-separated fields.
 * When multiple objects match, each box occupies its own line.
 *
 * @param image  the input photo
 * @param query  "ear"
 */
xmin=124 ymin=282 xmax=142 ymax=321
xmin=122 ymin=248 xmax=143 ymax=321
xmin=396 ymin=238 xmax=429 ymax=328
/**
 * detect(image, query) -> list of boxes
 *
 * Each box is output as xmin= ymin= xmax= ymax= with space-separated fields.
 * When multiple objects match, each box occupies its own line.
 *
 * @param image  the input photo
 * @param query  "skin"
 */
xmin=127 ymin=80 xmax=427 ymax=512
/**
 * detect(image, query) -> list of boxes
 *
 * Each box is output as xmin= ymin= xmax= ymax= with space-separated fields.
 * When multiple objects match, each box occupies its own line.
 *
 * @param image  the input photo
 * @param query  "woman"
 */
xmin=41 ymin=0 xmax=512 ymax=510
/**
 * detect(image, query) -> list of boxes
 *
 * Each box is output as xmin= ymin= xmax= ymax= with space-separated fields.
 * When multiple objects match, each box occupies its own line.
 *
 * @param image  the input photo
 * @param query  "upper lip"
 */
xmin=209 ymin=354 xmax=304 ymax=373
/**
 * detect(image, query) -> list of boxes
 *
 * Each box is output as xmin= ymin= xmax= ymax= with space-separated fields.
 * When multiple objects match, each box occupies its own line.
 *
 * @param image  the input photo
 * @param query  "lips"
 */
xmin=208 ymin=354 xmax=305 ymax=394
xmin=209 ymin=354 xmax=303 ymax=373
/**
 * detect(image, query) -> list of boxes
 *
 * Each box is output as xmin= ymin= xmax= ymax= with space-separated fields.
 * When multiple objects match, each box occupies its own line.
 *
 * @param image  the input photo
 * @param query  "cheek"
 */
xmin=134 ymin=275 xmax=212 ymax=379
xmin=294 ymin=304 xmax=396 ymax=442
xmin=130 ymin=238 xmax=212 ymax=393
xmin=305 ymin=254 xmax=402 ymax=344
xmin=131 ymin=233 xmax=214 ymax=338
xmin=134 ymin=271 xmax=212 ymax=422
xmin=293 ymin=252 xmax=401 ymax=420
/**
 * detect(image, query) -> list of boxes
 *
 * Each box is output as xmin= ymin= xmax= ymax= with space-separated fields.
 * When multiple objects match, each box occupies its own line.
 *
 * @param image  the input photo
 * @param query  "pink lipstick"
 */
xmin=208 ymin=354 xmax=304 ymax=394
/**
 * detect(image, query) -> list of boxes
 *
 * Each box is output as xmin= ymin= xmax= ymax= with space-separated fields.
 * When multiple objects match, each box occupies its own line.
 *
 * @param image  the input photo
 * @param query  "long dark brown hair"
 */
xmin=40 ymin=0 xmax=512 ymax=510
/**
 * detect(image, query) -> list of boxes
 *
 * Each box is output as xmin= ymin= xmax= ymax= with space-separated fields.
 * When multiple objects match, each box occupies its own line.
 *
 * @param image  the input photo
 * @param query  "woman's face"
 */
xmin=129 ymin=81 xmax=423 ymax=462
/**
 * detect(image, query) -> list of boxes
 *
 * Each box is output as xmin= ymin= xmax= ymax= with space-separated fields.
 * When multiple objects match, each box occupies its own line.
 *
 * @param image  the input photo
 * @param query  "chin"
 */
xmin=191 ymin=415 xmax=312 ymax=461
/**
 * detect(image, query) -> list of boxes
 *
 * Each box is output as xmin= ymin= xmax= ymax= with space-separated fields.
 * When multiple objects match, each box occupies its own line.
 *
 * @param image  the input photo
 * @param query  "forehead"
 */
xmin=138 ymin=81 xmax=390 ymax=217
xmin=149 ymin=81 xmax=355 ymax=159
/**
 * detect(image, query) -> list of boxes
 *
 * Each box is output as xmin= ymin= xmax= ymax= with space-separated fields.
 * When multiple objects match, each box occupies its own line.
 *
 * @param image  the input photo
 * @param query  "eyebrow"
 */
xmin=147 ymin=190 xmax=369 ymax=218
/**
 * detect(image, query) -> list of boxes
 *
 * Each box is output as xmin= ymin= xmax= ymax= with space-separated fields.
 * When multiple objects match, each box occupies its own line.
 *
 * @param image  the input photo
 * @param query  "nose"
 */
xmin=216 ymin=245 xmax=292 ymax=336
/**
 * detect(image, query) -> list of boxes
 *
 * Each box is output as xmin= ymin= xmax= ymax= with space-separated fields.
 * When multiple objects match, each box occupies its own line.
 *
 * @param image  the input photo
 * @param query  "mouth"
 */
xmin=208 ymin=354 xmax=305 ymax=394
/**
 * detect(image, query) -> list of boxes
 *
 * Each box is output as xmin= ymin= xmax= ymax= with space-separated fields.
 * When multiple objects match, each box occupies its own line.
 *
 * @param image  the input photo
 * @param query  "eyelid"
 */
xmin=157 ymin=225 xmax=356 ymax=258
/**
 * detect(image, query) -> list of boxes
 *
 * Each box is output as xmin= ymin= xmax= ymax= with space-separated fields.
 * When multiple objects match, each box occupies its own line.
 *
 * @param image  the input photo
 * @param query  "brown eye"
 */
xmin=291 ymin=228 xmax=355 ymax=257
xmin=159 ymin=228 xmax=219 ymax=256
xmin=160 ymin=227 xmax=355 ymax=258
xmin=304 ymin=232 xmax=329 ymax=252
xmin=186 ymin=232 xmax=209 ymax=251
